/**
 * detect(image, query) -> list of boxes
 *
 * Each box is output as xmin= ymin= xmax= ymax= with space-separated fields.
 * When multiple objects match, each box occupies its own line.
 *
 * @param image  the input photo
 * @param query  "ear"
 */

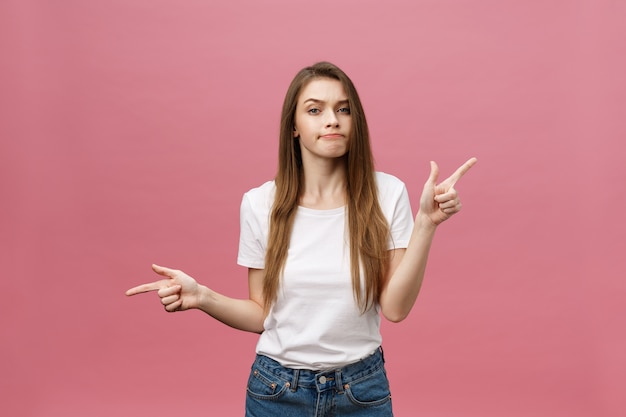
xmin=293 ymin=126 xmax=299 ymax=138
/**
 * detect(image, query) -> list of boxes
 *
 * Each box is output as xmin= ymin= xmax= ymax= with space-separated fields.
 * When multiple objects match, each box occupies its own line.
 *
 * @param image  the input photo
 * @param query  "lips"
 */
xmin=320 ymin=134 xmax=343 ymax=139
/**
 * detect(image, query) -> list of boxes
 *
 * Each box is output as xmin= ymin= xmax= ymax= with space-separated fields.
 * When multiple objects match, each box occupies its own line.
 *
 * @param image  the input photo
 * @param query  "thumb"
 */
xmin=152 ymin=264 xmax=176 ymax=278
xmin=427 ymin=161 xmax=439 ymax=185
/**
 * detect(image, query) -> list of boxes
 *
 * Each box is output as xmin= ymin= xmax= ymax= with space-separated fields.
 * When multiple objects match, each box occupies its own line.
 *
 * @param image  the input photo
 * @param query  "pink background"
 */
xmin=2 ymin=1 xmax=624 ymax=416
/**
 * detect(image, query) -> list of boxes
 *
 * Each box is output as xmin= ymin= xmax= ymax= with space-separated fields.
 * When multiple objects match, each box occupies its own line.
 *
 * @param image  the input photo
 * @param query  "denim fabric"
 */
xmin=245 ymin=347 xmax=393 ymax=417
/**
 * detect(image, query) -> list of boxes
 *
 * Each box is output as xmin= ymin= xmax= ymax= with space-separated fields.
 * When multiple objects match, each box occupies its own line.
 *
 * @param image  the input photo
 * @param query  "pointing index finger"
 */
xmin=447 ymin=157 xmax=477 ymax=187
xmin=125 ymin=279 xmax=169 ymax=296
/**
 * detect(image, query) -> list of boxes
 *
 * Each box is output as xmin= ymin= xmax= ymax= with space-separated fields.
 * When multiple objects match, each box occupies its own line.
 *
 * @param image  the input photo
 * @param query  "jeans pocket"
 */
xmin=344 ymin=368 xmax=392 ymax=407
xmin=246 ymin=367 xmax=289 ymax=400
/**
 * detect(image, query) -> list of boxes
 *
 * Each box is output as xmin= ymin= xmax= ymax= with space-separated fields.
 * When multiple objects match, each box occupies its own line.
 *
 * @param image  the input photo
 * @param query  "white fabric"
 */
xmin=237 ymin=172 xmax=414 ymax=369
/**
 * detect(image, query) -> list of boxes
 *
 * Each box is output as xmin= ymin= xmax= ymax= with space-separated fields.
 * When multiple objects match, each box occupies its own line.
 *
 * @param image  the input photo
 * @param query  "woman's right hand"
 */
xmin=126 ymin=264 xmax=200 ymax=312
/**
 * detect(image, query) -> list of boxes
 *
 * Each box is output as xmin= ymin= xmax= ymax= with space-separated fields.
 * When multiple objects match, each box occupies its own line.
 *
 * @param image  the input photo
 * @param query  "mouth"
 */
xmin=320 ymin=134 xmax=344 ymax=139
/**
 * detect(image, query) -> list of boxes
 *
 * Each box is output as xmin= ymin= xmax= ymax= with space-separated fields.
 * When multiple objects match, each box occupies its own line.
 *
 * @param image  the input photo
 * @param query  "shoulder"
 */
xmin=375 ymin=171 xmax=411 ymax=211
xmin=375 ymin=171 xmax=407 ymax=195
xmin=240 ymin=180 xmax=276 ymax=219
xmin=243 ymin=180 xmax=276 ymax=205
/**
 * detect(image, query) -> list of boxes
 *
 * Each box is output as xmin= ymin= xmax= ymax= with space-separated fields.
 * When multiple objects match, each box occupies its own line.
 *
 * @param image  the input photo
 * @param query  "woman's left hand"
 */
xmin=418 ymin=157 xmax=477 ymax=226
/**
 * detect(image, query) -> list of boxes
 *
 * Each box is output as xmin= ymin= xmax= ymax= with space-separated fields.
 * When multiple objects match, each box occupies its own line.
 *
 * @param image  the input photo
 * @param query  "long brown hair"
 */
xmin=263 ymin=62 xmax=390 ymax=313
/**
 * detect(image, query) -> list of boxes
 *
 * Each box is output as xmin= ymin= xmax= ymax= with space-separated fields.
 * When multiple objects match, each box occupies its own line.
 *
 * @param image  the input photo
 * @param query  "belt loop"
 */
xmin=290 ymin=369 xmax=299 ymax=392
xmin=335 ymin=369 xmax=344 ymax=394
xmin=379 ymin=346 xmax=385 ymax=363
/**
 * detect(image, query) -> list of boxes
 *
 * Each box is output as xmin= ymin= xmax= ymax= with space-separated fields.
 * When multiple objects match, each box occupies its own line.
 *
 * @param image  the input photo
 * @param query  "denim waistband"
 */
xmin=251 ymin=347 xmax=385 ymax=393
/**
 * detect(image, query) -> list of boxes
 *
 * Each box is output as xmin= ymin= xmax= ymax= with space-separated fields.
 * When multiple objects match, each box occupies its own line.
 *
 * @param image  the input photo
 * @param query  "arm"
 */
xmin=126 ymin=264 xmax=266 ymax=334
xmin=379 ymin=158 xmax=477 ymax=322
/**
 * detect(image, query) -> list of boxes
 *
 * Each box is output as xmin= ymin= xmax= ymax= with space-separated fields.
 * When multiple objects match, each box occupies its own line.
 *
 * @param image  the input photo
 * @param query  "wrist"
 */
xmin=415 ymin=211 xmax=438 ymax=233
xmin=193 ymin=284 xmax=212 ymax=310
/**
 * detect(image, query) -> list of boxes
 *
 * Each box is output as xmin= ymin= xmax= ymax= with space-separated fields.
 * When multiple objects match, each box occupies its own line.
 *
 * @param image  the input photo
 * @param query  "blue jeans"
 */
xmin=245 ymin=347 xmax=393 ymax=417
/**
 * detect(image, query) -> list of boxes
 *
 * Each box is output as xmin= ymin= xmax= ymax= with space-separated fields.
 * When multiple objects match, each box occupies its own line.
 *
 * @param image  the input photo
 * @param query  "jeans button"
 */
xmin=319 ymin=376 xmax=327 ymax=384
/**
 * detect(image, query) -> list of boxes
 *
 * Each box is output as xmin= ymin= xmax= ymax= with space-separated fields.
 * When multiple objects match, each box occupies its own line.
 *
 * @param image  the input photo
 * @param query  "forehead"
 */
xmin=298 ymin=78 xmax=347 ymax=103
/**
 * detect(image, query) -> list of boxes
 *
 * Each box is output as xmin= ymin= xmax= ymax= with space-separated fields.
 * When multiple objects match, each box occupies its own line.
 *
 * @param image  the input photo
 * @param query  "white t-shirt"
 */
xmin=237 ymin=172 xmax=414 ymax=370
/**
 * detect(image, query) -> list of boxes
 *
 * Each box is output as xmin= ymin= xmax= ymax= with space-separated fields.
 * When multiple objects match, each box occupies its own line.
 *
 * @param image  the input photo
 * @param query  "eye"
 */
xmin=307 ymin=108 xmax=320 ymax=114
xmin=337 ymin=107 xmax=351 ymax=114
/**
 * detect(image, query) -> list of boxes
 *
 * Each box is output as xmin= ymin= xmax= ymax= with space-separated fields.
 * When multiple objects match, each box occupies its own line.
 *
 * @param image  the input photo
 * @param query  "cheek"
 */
xmin=295 ymin=120 xmax=313 ymax=138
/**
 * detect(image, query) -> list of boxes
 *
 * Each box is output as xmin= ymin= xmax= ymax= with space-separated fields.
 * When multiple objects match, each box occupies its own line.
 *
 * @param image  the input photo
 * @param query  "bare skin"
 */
xmin=380 ymin=157 xmax=477 ymax=322
xmin=126 ymin=157 xmax=477 ymax=329
xmin=126 ymin=78 xmax=477 ymax=330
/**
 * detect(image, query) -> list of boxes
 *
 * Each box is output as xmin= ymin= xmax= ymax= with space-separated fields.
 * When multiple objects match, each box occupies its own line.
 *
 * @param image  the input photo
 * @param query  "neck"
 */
xmin=299 ymin=157 xmax=347 ymax=210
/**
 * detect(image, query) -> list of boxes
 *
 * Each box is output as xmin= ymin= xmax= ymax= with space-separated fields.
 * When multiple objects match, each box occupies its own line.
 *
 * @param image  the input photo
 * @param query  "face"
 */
xmin=293 ymin=78 xmax=352 ymax=164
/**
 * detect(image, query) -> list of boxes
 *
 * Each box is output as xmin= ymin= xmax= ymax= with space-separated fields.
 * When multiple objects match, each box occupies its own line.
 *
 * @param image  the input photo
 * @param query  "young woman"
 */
xmin=126 ymin=61 xmax=476 ymax=416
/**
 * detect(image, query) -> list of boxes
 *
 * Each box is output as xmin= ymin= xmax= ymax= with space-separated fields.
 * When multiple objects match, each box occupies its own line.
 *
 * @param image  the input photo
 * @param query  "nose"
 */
xmin=325 ymin=111 xmax=339 ymax=128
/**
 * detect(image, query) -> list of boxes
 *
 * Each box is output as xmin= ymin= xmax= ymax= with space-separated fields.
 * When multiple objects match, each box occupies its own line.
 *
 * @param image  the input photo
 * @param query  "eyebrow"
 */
xmin=303 ymin=98 xmax=349 ymax=106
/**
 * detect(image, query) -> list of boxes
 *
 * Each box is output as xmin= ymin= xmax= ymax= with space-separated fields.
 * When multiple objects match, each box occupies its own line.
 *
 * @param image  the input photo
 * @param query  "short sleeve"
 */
xmin=387 ymin=184 xmax=414 ymax=250
xmin=375 ymin=172 xmax=414 ymax=250
xmin=237 ymin=193 xmax=267 ymax=269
